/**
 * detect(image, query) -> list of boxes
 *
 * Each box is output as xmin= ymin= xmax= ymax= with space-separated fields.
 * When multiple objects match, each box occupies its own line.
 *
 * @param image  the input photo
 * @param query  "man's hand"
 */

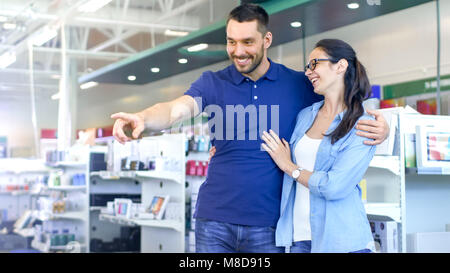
xmin=111 ymin=112 xmax=145 ymax=144
xmin=356 ymin=109 xmax=390 ymax=146
xmin=208 ymin=146 xmax=216 ymax=161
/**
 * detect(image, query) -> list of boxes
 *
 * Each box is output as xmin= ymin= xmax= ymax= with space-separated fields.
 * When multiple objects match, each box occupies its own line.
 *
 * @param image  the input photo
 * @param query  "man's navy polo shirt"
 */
xmin=185 ymin=59 xmax=321 ymax=227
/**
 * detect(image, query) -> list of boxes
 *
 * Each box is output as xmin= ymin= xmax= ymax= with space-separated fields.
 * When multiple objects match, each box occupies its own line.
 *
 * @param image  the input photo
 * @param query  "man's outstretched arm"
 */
xmin=111 ymin=95 xmax=199 ymax=144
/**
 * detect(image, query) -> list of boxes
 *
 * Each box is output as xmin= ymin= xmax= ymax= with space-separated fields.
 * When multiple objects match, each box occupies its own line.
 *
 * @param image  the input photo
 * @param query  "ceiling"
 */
xmin=0 ymin=0 xmax=238 ymax=101
xmin=78 ymin=0 xmax=434 ymax=86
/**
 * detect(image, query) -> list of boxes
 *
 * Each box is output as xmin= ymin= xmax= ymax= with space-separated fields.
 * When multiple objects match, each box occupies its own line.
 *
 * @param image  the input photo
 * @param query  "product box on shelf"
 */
xmin=374 ymin=107 xmax=402 ymax=156
xmin=369 ymin=220 xmax=398 ymax=253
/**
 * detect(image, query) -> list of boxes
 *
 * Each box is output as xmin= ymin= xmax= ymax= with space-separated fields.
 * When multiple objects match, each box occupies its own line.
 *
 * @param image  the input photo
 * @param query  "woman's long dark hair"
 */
xmin=315 ymin=39 xmax=372 ymax=144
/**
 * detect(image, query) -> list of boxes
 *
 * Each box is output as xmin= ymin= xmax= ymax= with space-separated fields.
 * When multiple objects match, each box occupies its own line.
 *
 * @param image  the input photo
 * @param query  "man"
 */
xmin=111 ymin=3 xmax=389 ymax=253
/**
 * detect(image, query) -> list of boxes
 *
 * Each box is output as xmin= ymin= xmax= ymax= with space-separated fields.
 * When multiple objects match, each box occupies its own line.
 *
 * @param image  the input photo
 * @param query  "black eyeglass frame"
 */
xmin=304 ymin=58 xmax=335 ymax=72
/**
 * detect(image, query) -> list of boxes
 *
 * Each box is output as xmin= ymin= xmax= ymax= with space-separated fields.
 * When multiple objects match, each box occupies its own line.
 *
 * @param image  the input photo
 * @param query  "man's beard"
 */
xmin=230 ymin=46 xmax=264 ymax=75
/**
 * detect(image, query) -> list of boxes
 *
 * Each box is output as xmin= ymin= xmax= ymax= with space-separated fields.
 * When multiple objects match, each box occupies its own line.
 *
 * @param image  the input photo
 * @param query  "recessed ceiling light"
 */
xmin=128 ymin=75 xmax=136 ymax=81
xmin=78 ymin=0 xmax=112 ymax=13
xmin=164 ymin=29 xmax=189 ymax=37
xmin=80 ymin=81 xmax=98 ymax=90
xmin=290 ymin=21 xmax=302 ymax=28
xmin=187 ymin=43 xmax=208 ymax=52
xmin=31 ymin=26 xmax=58 ymax=46
xmin=178 ymin=58 xmax=188 ymax=64
xmin=347 ymin=3 xmax=359 ymax=9
xmin=3 ymin=23 xmax=16 ymax=30
xmin=151 ymin=67 xmax=160 ymax=73
xmin=0 ymin=51 xmax=16 ymax=69
xmin=51 ymin=93 xmax=60 ymax=100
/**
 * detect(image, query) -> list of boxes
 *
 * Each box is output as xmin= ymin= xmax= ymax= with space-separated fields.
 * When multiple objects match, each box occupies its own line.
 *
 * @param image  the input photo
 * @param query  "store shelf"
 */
xmin=364 ymin=202 xmax=401 ymax=223
xmin=406 ymin=167 xmax=450 ymax=175
xmin=99 ymin=213 xmax=138 ymax=226
xmin=31 ymin=239 xmax=86 ymax=253
xmin=46 ymin=161 xmax=87 ymax=168
xmin=47 ymin=185 xmax=87 ymax=191
xmin=134 ymin=219 xmax=183 ymax=232
xmin=0 ymin=190 xmax=30 ymax=196
xmin=89 ymin=206 xmax=105 ymax=211
xmin=91 ymin=170 xmax=182 ymax=184
xmin=14 ymin=228 xmax=35 ymax=238
xmin=368 ymin=156 xmax=401 ymax=176
xmin=99 ymin=214 xmax=183 ymax=232
xmin=33 ymin=210 xmax=86 ymax=221
xmin=135 ymin=170 xmax=182 ymax=184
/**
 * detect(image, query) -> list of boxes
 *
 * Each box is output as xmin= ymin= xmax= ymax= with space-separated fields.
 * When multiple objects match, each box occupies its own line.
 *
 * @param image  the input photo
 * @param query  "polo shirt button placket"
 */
xmin=253 ymin=83 xmax=258 ymax=101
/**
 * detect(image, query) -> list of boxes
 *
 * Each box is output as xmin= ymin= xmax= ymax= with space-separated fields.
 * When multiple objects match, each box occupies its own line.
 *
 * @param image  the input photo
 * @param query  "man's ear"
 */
xmin=264 ymin=31 xmax=273 ymax=49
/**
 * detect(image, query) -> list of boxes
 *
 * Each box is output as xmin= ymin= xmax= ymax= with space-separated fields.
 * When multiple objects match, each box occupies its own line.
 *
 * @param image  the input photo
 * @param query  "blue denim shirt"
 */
xmin=275 ymin=100 xmax=376 ymax=253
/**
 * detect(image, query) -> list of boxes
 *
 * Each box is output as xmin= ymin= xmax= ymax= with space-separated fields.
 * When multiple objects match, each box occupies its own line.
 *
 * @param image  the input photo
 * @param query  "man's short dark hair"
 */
xmin=227 ymin=3 xmax=269 ymax=35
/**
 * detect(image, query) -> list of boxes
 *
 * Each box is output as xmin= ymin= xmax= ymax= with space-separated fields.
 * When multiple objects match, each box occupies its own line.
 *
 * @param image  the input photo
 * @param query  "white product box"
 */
xmin=407 ymin=232 xmax=450 ymax=253
xmin=374 ymin=107 xmax=402 ymax=156
xmin=369 ymin=220 xmax=399 ymax=253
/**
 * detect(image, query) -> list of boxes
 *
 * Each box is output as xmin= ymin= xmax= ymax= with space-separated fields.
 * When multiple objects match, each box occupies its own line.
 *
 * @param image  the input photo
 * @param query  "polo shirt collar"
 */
xmin=230 ymin=58 xmax=278 ymax=85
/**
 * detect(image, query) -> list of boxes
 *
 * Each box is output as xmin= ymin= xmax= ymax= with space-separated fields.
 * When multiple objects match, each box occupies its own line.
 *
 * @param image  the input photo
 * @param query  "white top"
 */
xmin=293 ymin=134 xmax=322 ymax=242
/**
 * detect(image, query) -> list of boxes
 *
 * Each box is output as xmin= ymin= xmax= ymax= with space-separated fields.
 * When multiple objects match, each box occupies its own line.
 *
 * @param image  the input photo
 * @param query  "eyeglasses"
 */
xmin=304 ymin=58 xmax=334 ymax=71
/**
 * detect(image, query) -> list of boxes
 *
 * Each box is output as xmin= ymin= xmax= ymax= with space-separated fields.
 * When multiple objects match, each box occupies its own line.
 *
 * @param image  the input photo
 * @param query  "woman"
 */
xmin=261 ymin=39 xmax=376 ymax=253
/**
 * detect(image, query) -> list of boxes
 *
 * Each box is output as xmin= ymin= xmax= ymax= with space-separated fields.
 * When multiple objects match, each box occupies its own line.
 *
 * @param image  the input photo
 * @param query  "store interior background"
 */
xmin=0 ymin=0 xmax=449 ymax=252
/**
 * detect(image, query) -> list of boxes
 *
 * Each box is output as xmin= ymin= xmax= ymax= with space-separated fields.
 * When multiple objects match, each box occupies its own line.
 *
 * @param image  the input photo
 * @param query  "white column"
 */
xmin=57 ymin=23 xmax=78 ymax=153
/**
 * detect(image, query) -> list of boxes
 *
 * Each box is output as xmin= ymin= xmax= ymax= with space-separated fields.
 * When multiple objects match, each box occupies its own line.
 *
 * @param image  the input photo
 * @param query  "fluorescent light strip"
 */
xmin=164 ymin=29 xmax=189 ymax=37
xmin=187 ymin=43 xmax=208 ymax=52
xmin=0 ymin=51 xmax=16 ymax=69
xmin=31 ymin=26 xmax=58 ymax=46
xmin=80 ymin=81 xmax=98 ymax=90
xmin=51 ymin=93 xmax=60 ymax=100
xmin=3 ymin=23 xmax=16 ymax=30
xmin=78 ymin=0 xmax=113 ymax=13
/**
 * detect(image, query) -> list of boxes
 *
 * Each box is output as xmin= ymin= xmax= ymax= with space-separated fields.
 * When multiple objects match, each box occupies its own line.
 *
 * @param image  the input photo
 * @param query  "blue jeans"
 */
xmin=289 ymin=241 xmax=312 ymax=253
xmin=195 ymin=218 xmax=285 ymax=253
xmin=289 ymin=240 xmax=372 ymax=253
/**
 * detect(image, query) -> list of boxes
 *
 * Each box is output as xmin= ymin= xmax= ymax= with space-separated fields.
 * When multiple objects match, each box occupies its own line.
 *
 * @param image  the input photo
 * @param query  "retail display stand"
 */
xmin=92 ymin=134 xmax=187 ymax=253
xmin=362 ymin=107 xmax=406 ymax=253
xmin=29 ymin=149 xmax=90 ymax=253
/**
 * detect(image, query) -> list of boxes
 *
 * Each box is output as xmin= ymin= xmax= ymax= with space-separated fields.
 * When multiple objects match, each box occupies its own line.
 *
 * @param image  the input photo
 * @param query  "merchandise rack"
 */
xmin=30 ymin=156 xmax=90 ymax=253
xmin=91 ymin=134 xmax=186 ymax=253
xmin=363 ymin=114 xmax=406 ymax=252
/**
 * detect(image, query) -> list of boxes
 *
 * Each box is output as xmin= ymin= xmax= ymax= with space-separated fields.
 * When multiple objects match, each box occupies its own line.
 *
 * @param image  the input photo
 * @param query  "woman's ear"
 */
xmin=337 ymin=59 xmax=348 ymax=74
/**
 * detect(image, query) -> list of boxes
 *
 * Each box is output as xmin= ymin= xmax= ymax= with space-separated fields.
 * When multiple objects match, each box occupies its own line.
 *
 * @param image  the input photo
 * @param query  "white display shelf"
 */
xmin=14 ymin=228 xmax=35 ymax=238
xmin=364 ymin=202 xmax=401 ymax=223
xmin=47 ymin=185 xmax=87 ymax=191
xmin=31 ymin=239 xmax=86 ymax=253
xmin=90 ymin=170 xmax=182 ymax=184
xmin=89 ymin=206 xmax=105 ymax=211
xmin=33 ymin=210 xmax=85 ymax=221
xmin=0 ymin=169 xmax=50 ymax=175
xmin=99 ymin=214 xmax=183 ymax=232
xmin=134 ymin=219 xmax=183 ymax=232
xmin=46 ymin=161 xmax=87 ymax=168
xmin=0 ymin=190 xmax=30 ymax=196
xmin=99 ymin=213 xmax=138 ymax=226
xmin=369 ymin=156 xmax=401 ymax=176
xmin=31 ymin=239 xmax=50 ymax=253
